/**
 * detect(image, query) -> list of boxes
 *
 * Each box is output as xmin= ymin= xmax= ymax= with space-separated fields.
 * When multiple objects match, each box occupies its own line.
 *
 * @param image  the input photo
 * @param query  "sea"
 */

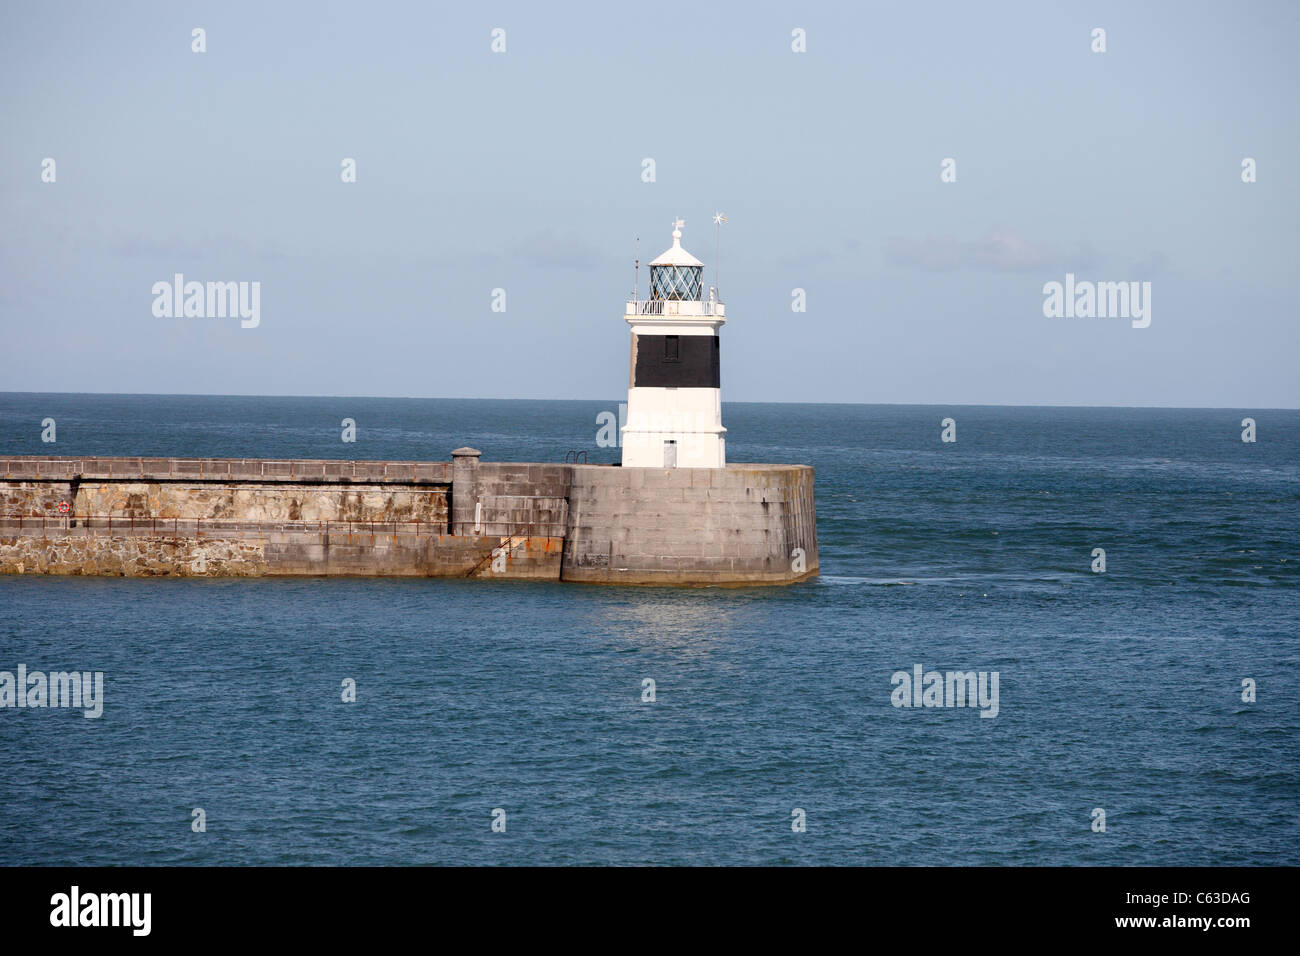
xmin=0 ymin=394 xmax=1296 ymax=865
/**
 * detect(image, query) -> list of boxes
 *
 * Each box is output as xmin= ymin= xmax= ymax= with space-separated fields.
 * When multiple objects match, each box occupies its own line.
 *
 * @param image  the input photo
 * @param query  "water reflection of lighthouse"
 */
xmin=621 ymin=219 xmax=726 ymax=468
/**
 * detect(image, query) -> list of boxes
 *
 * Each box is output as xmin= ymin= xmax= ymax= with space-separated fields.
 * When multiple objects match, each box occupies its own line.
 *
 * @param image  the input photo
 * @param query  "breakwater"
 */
xmin=0 ymin=450 xmax=818 ymax=585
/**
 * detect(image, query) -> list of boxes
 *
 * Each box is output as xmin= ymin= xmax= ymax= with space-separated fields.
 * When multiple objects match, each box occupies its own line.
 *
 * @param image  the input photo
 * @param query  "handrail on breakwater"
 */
xmin=0 ymin=457 xmax=449 ymax=483
xmin=1 ymin=514 xmax=563 ymax=538
xmin=451 ymin=519 xmax=566 ymax=538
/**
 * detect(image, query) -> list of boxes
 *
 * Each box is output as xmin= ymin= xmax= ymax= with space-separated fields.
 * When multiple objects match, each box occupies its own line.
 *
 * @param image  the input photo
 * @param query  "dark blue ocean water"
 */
xmin=0 ymin=394 xmax=1297 ymax=865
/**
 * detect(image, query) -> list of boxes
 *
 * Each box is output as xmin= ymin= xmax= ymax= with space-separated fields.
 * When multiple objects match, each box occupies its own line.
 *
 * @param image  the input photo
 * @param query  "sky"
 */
xmin=1 ymin=0 xmax=1297 ymax=407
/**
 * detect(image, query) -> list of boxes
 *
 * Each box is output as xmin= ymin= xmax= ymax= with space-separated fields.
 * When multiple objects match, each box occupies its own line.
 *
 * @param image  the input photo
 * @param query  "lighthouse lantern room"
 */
xmin=621 ymin=219 xmax=727 ymax=468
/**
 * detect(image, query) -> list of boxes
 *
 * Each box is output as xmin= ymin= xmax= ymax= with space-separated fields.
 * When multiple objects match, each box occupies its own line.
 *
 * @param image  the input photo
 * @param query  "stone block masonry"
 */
xmin=74 ymin=480 xmax=447 ymax=523
xmin=0 ymin=452 xmax=818 ymax=586
xmin=460 ymin=458 xmax=818 ymax=583
xmin=0 ymin=530 xmax=267 ymax=577
xmin=561 ymin=462 xmax=818 ymax=585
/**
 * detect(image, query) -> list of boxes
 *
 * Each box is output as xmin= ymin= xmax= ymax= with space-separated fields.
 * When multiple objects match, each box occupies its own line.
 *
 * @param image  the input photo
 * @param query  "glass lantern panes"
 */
xmin=649 ymin=265 xmax=703 ymax=301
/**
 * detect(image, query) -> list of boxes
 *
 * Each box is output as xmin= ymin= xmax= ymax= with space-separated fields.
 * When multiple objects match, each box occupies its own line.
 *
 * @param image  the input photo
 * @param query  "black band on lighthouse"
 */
xmin=633 ymin=334 xmax=720 ymax=388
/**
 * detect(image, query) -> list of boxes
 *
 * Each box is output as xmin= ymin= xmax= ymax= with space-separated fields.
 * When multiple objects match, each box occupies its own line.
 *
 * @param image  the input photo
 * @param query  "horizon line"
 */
xmin=1 ymin=391 xmax=1296 ymax=412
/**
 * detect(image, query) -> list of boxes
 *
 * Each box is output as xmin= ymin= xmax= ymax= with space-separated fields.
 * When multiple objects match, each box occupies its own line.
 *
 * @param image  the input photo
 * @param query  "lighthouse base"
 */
xmin=620 ymin=386 xmax=726 ymax=468
xmin=561 ymin=462 xmax=817 ymax=586
xmin=620 ymin=429 xmax=725 ymax=469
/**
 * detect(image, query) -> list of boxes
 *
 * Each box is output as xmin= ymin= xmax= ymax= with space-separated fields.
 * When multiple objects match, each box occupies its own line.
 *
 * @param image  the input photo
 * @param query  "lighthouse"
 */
xmin=621 ymin=219 xmax=726 ymax=468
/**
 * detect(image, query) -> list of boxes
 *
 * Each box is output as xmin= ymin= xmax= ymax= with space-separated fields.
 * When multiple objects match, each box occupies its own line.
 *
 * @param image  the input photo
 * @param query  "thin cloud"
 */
xmin=508 ymin=230 xmax=605 ymax=270
xmin=885 ymin=227 xmax=1099 ymax=273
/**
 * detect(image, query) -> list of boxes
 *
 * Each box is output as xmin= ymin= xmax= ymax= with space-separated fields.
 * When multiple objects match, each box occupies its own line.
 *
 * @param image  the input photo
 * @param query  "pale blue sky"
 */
xmin=2 ymin=0 xmax=1297 ymax=406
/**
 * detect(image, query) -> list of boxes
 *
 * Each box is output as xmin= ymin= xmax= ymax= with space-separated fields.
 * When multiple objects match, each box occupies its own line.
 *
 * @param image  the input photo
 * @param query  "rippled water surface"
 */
xmin=1 ymin=395 xmax=1296 ymax=864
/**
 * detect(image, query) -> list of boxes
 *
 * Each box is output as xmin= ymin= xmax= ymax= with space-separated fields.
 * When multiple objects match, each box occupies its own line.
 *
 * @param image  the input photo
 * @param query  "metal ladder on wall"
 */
xmin=463 ymin=523 xmax=531 ymax=577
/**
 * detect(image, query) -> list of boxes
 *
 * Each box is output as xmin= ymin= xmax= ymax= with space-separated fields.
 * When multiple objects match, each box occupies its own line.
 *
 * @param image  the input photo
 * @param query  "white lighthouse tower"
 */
xmin=621 ymin=218 xmax=726 ymax=468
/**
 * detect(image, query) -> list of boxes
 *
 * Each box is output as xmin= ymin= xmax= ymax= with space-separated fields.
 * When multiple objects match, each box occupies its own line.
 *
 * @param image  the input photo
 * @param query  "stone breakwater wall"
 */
xmin=0 ymin=522 xmax=559 ymax=579
xmin=1 ymin=457 xmax=450 ymax=519
xmin=3 ymin=479 xmax=447 ymax=523
xmin=0 ymin=530 xmax=268 ymax=577
xmin=444 ymin=451 xmax=817 ymax=585
xmin=73 ymin=480 xmax=449 ymax=523
xmin=1 ymin=454 xmax=817 ymax=585
xmin=563 ymin=462 xmax=818 ymax=585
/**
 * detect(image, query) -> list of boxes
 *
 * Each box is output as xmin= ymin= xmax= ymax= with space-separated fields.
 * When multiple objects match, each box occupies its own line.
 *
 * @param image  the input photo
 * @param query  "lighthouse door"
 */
xmin=663 ymin=440 xmax=677 ymax=468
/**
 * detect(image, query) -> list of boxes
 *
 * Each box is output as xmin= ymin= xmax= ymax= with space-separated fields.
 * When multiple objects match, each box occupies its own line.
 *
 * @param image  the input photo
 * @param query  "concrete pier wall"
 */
xmin=1 ymin=454 xmax=817 ymax=585
xmin=562 ymin=463 xmax=818 ymax=585
xmin=466 ymin=460 xmax=574 ymax=537
xmin=0 ymin=520 xmax=563 ymax=579
xmin=3 ymin=478 xmax=448 ymax=524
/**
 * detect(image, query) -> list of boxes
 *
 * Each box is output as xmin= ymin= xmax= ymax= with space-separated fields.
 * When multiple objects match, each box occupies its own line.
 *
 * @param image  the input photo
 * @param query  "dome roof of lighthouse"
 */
xmin=650 ymin=219 xmax=704 ymax=267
